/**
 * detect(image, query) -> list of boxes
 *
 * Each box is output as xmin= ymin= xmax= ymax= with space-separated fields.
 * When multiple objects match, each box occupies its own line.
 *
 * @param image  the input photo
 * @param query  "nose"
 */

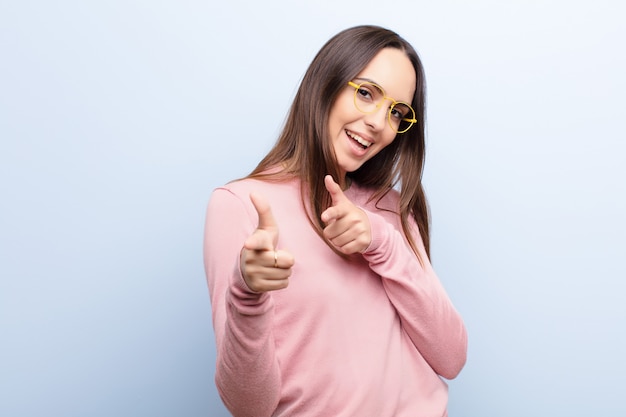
xmin=363 ymin=104 xmax=388 ymax=132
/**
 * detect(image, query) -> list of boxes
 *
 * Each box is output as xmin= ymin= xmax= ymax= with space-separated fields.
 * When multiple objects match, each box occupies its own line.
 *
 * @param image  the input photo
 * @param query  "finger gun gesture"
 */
xmin=321 ymin=175 xmax=372 ymax=255
xmin=240 ymin=192 xmax=294 ymax=293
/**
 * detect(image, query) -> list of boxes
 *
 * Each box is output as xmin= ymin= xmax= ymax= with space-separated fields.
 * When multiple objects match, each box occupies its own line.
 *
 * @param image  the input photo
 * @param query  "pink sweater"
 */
xmin=204 ymin=177 xmax=467 ymax=417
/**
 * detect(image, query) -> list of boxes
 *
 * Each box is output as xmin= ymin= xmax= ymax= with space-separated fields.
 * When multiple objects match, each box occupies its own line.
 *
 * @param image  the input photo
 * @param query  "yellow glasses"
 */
xmin=347 ymin=81 xmax=417 ymax=134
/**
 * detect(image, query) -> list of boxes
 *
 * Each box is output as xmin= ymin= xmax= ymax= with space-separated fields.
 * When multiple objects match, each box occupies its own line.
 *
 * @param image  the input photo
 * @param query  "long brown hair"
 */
xmin=248 ymin=25 xmax=431 ymax=261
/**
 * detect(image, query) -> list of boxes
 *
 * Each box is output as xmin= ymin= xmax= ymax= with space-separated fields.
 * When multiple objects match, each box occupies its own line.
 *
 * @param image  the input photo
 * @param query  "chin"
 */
xmin=338 ymin=162 xmax=362 ymax=176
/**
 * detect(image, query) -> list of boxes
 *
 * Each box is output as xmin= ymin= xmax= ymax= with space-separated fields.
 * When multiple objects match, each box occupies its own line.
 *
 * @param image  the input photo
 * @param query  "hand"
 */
xmin=321 ymin=175 xmax=372 ymax=254
xmin=240 ymin=192 xmax=294 ymax=293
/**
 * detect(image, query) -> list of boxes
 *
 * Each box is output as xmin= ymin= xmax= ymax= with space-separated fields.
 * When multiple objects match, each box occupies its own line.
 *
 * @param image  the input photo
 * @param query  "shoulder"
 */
xmin=377 ymin=187 xmax=401 ymax=211
xmin=209 ymin=177 xmax=301 ymax=215
xmin=348 ymin=183 xmax=401 ymax=214
xmin=216 ymin=178 xmax=262 ymax=196
xmin=217 ymin=176 xmax=300 ymax=197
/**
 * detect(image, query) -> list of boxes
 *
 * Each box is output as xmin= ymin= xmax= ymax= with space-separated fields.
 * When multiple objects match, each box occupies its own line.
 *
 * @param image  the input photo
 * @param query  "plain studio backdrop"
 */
xmin=1 ymin=1 xmax=624 ymax=416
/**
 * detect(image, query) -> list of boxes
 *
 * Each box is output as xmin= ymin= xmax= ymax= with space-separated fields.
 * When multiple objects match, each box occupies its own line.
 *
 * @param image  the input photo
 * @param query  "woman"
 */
xmin=204 ymin=25 xmax=467 ymax=417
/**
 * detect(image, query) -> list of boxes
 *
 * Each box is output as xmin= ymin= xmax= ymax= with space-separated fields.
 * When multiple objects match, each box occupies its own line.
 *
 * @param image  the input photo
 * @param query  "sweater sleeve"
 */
xmin=361 ymin=209 xmax=468 ymax=380
xmin=203 ymin=187 xmax=282 ymax=417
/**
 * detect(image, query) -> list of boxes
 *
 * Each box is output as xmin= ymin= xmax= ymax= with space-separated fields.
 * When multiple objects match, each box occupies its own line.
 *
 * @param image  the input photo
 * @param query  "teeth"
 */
xmin=346 ymin=130 xmax=372 ymax=148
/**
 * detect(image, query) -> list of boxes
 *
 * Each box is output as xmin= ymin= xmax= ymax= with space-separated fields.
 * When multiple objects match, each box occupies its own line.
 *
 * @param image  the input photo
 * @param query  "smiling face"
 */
xmin=328 ymin=47 xmax=416 ymax=183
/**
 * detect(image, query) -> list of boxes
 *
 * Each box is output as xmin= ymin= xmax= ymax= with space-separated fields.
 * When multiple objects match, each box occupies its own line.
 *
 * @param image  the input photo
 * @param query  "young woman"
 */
xmin=204 ymin=25 xmax=467 ymax=417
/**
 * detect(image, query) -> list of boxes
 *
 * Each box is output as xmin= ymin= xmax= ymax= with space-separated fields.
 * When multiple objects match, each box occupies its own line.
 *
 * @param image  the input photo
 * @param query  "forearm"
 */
xmin=216 ymin=284 xmax=281 ymax=417
xmin=379 ymin=270 xmax=467 ymax=379
xmin=363 ymin=210 xmax=468 ymax=379
xmin=205 ymin=188 xmax=283 ymax=416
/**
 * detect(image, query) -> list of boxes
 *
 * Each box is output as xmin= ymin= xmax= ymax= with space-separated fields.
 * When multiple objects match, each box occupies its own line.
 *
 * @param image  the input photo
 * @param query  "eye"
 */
xmin=390 ymin=104 xmax=409 ymax=121
xmin=356 ymin=86 xmax=374 ymax=102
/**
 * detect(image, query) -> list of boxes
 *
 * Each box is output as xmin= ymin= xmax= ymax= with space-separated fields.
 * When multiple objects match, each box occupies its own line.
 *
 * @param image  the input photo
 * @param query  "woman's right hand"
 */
xmin=239 ymin=192 xmax=295 ymax=293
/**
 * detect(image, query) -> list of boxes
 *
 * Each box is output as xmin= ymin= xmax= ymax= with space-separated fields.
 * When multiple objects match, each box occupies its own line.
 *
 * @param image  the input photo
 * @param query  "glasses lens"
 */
xmin=391 ymin=103 xmax=415 ymax=133
xmin=353 ymin=82 xmax=384 ymax=114
xmin=351 ymin=81 xmax=416 ymax=133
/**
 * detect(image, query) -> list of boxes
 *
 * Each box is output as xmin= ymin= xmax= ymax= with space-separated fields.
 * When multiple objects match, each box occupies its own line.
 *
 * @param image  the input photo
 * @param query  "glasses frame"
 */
xmin=347 ymin=81 xmax=417 ymax=134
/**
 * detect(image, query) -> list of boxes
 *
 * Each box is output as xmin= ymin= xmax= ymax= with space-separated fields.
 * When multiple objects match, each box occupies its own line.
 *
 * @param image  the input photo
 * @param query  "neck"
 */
xmin=340 ymin=176 xmax=351 ymax=191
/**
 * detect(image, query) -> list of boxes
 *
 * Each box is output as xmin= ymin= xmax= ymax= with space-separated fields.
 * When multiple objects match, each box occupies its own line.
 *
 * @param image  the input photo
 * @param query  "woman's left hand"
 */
xmin=321 ymin=175 xmax=372 ymax=254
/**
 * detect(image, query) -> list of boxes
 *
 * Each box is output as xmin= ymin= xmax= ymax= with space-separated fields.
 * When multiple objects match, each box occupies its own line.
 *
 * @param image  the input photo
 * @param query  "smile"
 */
xmin=345 ymin=130 xmax=372 ymax=149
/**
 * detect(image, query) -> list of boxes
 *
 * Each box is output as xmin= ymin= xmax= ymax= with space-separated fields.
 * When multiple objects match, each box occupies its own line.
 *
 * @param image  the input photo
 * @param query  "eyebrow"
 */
xmin=353 ymin=77 xmax=412 ymax=103
xmin=354 ymin=77 xmax=377 ymax=84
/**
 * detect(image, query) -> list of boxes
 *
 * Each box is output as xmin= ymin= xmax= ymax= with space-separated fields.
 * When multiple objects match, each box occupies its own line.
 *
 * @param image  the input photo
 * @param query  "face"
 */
xmin=327 ymin=47 xmax=416 ymax=182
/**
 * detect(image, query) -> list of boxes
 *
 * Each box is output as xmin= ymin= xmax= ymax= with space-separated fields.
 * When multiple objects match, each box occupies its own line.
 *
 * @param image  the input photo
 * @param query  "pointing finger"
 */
xmin=243 ymin=229 xmax=274 ymax=251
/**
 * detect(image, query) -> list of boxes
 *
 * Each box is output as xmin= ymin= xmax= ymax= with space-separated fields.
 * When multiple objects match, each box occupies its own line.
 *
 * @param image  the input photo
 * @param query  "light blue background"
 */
xmin=1 ymin=1 xmax=624 ymax=416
